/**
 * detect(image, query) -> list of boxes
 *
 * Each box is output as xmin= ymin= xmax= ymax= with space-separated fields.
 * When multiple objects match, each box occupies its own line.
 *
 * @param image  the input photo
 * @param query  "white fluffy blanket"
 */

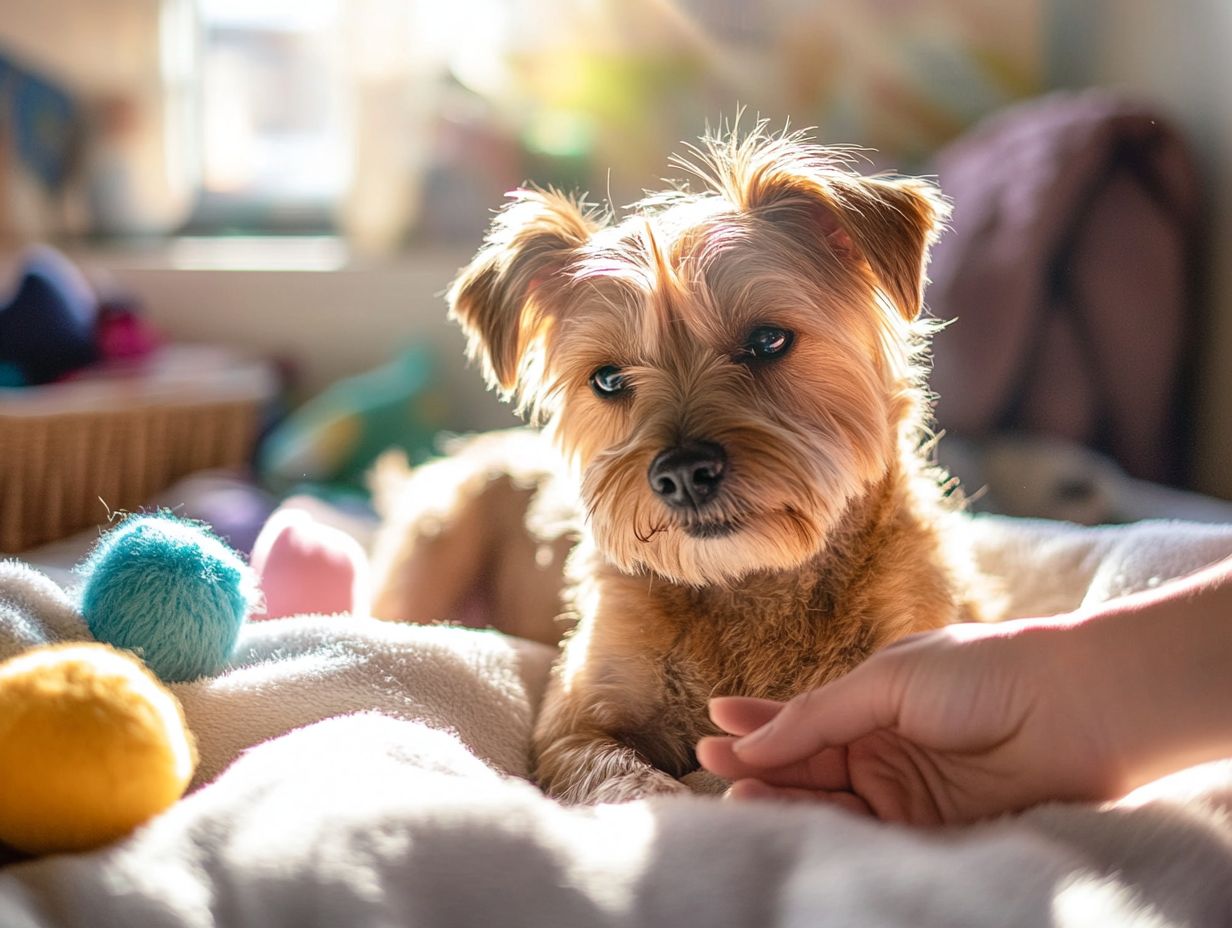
xmin=3 ymin=515 xmax=1232 ymax=927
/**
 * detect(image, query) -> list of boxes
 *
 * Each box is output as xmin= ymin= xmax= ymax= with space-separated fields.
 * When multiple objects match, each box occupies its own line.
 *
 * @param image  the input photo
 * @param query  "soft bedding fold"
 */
xmin=2 ymin=514 xmax=1232 ymax=927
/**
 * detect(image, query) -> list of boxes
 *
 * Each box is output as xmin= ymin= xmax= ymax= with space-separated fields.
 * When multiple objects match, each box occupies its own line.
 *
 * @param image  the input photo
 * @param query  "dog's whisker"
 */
xmin=634 ymin=520 xmax=668 ymax=544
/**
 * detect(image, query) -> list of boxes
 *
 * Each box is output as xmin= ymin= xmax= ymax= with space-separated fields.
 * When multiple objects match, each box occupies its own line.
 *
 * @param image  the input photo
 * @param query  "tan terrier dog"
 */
xmin=371 ymin=125 xmax=981 ymax=803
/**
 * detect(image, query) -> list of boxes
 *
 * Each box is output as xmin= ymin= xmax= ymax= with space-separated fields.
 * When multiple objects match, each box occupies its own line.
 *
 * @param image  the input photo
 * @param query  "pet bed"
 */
xmin=2 ymin=514 xmax=1232 ymax=927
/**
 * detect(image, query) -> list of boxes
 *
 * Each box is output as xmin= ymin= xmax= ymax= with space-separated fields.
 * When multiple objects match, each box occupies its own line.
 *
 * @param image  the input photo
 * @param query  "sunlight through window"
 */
xmin=194 ymin=0 xmax=350 ymax=230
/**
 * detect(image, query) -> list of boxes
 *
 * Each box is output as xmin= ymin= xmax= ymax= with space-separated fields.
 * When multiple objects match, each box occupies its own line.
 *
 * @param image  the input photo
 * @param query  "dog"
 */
xmin=370 ymin=124 xmax=983 ymax=803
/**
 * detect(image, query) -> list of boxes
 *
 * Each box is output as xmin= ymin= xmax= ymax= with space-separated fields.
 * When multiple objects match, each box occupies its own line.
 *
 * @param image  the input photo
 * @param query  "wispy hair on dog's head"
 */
xmin=669 ymin=123 xmax=950 ymax=323
xmin=448 ymin=121 xmax=949 ymax=421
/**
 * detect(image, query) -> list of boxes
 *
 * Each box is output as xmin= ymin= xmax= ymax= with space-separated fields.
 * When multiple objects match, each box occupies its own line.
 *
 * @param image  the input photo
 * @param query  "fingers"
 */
xmin=726 ymin=779 xmax=875 ymax=817
xmin=697 ymin=735 xmax=850 ymax=791
xmin=697 ymin=735 xmax=763 ymax=781
xmin=730 ymin=661 xmax=900 ymax=768
xmin=708 ymin=695 xmax=784 ymax=736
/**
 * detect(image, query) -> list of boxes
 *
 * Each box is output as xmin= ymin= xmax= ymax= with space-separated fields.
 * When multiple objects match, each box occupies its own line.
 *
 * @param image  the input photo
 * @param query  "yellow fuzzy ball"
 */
xmin=0 ymin=643 xmax=197 ymax=855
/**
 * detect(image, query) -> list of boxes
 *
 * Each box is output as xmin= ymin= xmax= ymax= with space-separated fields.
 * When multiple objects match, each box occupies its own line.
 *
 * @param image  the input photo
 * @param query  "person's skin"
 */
xmin=697 ymin=556 xmax=1232 ymax=825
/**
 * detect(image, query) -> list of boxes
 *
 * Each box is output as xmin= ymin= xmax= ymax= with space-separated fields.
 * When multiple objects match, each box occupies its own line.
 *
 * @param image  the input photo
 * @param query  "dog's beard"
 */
xmin=579 ymin=421 xmax=884 ymax=586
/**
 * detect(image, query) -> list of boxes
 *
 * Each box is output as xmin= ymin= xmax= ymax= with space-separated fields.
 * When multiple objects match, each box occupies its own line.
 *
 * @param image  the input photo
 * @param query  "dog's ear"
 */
xmin=714 ymin=136 xmax=950 ymax=321
xmin=448 ymin=188 xmax=600 ymax=396
xmin=808 ymin=174 xmax=949 ymax=322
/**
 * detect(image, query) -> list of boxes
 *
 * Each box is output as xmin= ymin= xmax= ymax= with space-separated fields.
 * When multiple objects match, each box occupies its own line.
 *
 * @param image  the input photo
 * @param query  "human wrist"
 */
xmin=1009 ymin=612 xmax=1134 ymax=797
xmin=1064 ymin=571 xmax=1232 ymax=794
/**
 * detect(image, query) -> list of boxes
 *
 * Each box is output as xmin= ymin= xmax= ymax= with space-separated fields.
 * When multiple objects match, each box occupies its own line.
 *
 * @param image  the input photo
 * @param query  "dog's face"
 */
xmin=448 ymin=129 xmax=948 ymax=585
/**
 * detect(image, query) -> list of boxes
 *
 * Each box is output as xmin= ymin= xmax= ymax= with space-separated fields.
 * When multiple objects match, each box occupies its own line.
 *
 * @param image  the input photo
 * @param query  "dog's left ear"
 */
xmin=745 ymin=160 xmax=950 ymax=321
xmin=448 ymin=188 xmax=601 ymax=399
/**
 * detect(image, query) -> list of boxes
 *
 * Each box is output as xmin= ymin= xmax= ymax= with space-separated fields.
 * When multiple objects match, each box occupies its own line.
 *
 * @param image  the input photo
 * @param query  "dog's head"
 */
xmin=448 ymin=126 xmax=949 ymax=585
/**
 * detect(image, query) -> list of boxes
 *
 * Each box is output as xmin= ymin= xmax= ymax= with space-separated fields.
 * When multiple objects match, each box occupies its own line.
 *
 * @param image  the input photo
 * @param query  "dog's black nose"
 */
xmin=648 ymin=441 xmax=727 ymax=510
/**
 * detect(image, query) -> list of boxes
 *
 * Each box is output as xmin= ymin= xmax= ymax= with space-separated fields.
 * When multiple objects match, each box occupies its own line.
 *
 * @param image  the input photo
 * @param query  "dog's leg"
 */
xmin=532 ymin=653 xmax=696 ymax=803
xmin=533 ymin=728 xmax=689 ymax=804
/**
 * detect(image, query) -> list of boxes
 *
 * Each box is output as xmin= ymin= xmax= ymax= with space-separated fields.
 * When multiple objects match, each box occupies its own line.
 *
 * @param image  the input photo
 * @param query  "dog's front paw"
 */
xmin=681 ymin=768 xmax=730 ymax=796
xmin=582 ymin=767 xmax=690 ymax=804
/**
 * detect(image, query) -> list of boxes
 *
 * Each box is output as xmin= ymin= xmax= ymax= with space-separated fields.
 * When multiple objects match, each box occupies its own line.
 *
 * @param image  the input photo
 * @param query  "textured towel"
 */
xmin=2 ymin=515 xmax=1232 ymax=927
xmin=0 ymin=560 xmax=90 ymax=659
xmin=0 ymin=559 xmax=554 ymax=787
xmin=1 ymin=715 xmax=1229 ymax=928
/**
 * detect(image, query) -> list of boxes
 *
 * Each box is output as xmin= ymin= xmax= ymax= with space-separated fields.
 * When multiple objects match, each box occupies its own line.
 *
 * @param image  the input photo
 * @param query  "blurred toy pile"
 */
xmin=0 ymin=242 xmax=446 ymax=554
xmin=0 ymin=245 xmax=158 ymax=387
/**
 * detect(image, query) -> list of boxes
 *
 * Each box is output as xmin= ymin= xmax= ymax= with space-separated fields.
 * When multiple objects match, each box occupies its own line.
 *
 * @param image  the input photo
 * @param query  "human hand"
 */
xmin=697 ymin=619 xmax=1124 ymax=825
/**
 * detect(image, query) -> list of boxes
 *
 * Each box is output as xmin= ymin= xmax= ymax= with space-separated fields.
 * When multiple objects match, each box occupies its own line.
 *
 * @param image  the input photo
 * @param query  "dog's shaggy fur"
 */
xmin=371 ymin=125 xmax=982 ymax=803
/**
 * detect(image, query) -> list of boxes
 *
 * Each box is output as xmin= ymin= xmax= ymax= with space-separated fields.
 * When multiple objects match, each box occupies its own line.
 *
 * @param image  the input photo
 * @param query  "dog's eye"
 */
xmin=590 ymin=365 xmax=628 ymax=398
xmin=737 ymin=326 xmax=794 ymax=362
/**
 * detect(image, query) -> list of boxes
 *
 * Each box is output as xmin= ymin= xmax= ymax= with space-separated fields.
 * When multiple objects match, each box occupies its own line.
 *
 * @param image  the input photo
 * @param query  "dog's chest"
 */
xmin=655 ymin=579 xmax=879 ymax=710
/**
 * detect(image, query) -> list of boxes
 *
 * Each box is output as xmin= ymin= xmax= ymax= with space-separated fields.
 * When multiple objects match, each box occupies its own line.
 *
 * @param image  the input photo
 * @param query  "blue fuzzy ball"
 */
xmin=79 ymin=514 xmax=257 ymax=683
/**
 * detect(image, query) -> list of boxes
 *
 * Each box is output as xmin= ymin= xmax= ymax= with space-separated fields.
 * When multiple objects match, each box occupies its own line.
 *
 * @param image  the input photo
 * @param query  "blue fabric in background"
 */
xmin=0 ymin=50 xmax=80 ymax=190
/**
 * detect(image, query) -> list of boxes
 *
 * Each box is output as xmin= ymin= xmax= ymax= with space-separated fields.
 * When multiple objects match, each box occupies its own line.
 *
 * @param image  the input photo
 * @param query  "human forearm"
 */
xmin=1061 ymin=556 xmax=1232 ymax=793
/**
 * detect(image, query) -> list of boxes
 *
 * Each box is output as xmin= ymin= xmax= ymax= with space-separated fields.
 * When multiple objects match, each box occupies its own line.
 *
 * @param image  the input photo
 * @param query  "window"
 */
xmin=187 ymin=0 xmax=349 ymax=232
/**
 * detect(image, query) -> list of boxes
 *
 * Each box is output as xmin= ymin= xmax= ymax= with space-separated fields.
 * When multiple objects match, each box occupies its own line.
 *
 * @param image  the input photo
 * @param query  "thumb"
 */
xmin=732 ymin=657 xmax=901 ymax=767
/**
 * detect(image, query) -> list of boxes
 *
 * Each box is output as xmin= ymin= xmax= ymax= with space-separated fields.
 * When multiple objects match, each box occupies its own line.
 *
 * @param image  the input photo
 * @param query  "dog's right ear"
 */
xmin=448 ymin=189 xmax=601 ymax=400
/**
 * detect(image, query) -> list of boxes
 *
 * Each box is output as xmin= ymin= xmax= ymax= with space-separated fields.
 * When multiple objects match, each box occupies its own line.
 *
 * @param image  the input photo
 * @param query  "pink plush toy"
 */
xmin=249 ymin=502 xmax=370 ymax=620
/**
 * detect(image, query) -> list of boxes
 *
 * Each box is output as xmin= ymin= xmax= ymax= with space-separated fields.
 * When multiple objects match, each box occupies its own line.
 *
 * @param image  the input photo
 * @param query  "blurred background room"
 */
xmin=2 ymin=0 xmax=1232 ymax=565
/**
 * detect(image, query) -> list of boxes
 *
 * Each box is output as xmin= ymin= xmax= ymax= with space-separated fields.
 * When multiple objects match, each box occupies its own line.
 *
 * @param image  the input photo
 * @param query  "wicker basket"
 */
xmin=0 ymin=347 xmax=277 ymax=553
